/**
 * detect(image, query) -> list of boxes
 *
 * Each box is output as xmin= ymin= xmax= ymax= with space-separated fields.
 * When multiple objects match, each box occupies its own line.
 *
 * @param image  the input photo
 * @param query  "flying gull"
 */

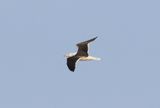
xmin=65 ymin=37 xmax=100 ymax=72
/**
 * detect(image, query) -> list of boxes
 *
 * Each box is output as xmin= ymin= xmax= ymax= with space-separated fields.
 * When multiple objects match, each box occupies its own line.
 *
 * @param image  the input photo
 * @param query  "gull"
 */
xmin=65 ymin=37 xmax=100 ymax=72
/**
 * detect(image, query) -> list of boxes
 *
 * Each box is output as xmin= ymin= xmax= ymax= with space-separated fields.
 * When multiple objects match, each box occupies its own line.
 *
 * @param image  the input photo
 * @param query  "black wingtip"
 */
xmin=93 ymin=36 xmax=98 ymax=40
xmin=67 ymin=67 xmax=75 ymax=72
xmin=69 ymin=68 xmax=75 ymax=72
xmin=67 ymin=66 xmax=75 ymax=72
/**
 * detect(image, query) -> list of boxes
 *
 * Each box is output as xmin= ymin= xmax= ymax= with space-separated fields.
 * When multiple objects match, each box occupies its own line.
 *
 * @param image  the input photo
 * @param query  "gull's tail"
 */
xmin=95 ymin=57 xmax=101 ymax=61
xmin=87 ymin=56 xmax=101 ymax=61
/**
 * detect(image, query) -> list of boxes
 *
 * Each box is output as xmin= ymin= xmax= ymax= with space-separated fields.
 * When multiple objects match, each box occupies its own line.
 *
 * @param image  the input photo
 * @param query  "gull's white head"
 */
xmin=65 ymin=52 xmax=76 ymax=58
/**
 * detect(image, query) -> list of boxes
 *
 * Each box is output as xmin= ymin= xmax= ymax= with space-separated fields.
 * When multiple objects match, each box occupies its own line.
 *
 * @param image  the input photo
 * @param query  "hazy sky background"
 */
xmin=0 ymin=0 xmax=160 ymax=108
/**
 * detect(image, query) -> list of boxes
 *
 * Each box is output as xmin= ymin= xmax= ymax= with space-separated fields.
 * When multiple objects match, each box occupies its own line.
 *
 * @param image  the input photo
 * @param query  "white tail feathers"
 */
xmin=95 ymin=57 xmax=101 ymax=60
xmin=88 ymin=56 xmax=101 ymax=61
xmin=79 ymin=56 xmax=101 ymax=61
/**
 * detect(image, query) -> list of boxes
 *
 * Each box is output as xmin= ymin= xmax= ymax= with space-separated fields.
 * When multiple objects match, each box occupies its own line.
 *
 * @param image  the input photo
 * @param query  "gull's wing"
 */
xmin=67 ymin=56 xmax=79 ymax=72
xmin=76 ymin=37 xmax=97 ymax=56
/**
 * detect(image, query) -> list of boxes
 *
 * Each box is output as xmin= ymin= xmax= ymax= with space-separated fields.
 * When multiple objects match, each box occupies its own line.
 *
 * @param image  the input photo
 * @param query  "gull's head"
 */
xmin=65 ymin=52 xmax=76 ymax=58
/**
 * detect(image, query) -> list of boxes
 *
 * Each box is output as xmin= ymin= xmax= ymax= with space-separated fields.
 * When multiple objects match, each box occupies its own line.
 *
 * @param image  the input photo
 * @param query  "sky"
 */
xmin=0 ymin=0 xmax=160 ymax=108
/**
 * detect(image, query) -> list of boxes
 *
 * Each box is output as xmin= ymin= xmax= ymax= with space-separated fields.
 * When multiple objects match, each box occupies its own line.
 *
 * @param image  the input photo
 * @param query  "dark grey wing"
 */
xmin=76 ymin=37 xmax=97 ymax=46
xmin=76 ymin=44 xmax=88 ymax=56
xmin=67 ymin=56 xmax=79 ymax=72
xmin=76 ymin=37 xmax=97 ymax=56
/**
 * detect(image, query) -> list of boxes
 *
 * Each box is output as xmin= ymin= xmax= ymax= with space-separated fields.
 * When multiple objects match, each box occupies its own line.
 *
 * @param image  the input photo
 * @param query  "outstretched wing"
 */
xmin=67 ymin=56 xmax=79 ymax=72
xmin=76 ymin=37 xmax=97 ymax=56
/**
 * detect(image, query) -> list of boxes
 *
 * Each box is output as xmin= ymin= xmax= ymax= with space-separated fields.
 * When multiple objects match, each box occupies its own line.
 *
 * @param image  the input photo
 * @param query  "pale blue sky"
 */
xmin=0 ymin=0 xmax=160 ymax=108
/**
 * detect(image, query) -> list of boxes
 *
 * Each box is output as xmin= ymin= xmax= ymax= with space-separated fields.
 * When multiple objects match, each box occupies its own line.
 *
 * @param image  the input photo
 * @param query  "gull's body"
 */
xmin=66 ymin=37 xmax=100 ymax=72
